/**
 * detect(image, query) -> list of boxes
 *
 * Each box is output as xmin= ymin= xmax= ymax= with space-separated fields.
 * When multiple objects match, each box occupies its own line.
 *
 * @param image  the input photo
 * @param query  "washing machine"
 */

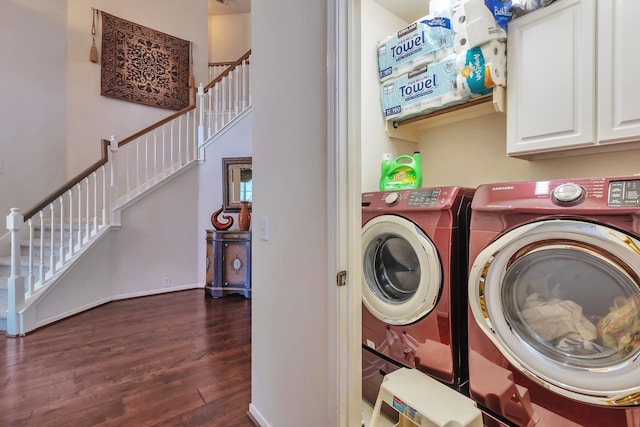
xmin=467 ymin=176 xmax=640 ymax=427
xmin=361 ymin=186 xmax=474 ymax=391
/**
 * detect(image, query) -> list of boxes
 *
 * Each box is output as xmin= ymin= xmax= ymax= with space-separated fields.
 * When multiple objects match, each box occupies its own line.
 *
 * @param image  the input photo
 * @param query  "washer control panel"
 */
xmin=609 ymin=179 xmax=640 ymax=207
xmin=407 ymin=189 xmax=441 ymax=207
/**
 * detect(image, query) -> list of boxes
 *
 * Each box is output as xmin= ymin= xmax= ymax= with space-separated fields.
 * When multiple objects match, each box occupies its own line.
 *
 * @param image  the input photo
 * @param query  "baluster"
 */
xmin=77 ymin=183 xmax=82 ymax=248
xmin=214 ymin=84 xmax=220 ymax=133
xmin=125 ymin=143 xmax=131 ymax=199
xmin=135 ymin=137 xmax=141 ymax=192
xmin=101 ymin=165 xmax=107 ymax=226
xmin=68 ymin=188 xmax=74 ymax=257
xmin=166 ymin=124 xmax=172 ymax=173
xmin=143 ymin=134 xmax=149 ymax=187
xmin=227 ymin=73 xmax=233 ymax=123
xmin=242 ymin=60 xmax=247 ymax=110
xmin=38 ymin=210 xmax=45 ymax=287
xmin=248 ymin=57 xmax=252 ymax=106
xmin=109 ymin=136 xmax=120 ymax=224
xmin=92 ymin=171 xmax=98 ymax=234
xmin=49 ymin=203 xmax=56 ymax=274
xmin=222 ymin=77 xmax=227 ymax=128
xmin=59 ymin=196 xmax=65 ymax=266
xmin=84 ymin=177 xmax=91 ymax=240
xmin=234 ymin=67 xmax=239 ymax=116
xmin=27 ymin=218 xmax=34 ymax=296
xmin=175 ymin=118 xmax=181 ymax=167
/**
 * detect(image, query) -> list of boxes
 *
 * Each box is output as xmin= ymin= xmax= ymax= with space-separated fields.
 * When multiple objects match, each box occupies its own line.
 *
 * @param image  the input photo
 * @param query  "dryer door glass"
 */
xmin=501 ymin=246 xmax=640 ymax=368
xmin=362 ymin=215 xmax=442 ymax=325
xmin=368 ymin=235 xmax=420 ymax=303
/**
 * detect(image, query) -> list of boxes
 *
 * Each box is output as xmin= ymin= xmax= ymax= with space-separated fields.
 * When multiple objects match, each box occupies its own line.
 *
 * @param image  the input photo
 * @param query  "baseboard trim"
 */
xmin=248 ymin=403 xmax=271 ymax=427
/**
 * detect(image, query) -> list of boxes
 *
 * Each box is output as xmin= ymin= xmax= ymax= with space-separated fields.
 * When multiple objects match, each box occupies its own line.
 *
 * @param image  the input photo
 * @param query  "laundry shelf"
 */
xmin=385 ymin=86 xmax=506 ymax=143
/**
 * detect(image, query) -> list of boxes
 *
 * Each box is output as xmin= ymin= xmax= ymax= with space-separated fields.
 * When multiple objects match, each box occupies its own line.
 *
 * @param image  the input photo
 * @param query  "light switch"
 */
xmin=260 ymin=216 xmax=269 ymax=241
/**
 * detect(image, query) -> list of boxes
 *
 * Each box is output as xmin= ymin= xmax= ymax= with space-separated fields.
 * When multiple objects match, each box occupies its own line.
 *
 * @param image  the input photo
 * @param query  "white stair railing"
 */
xmin=200 ymin=50 xmax=252 ymax=138
xmin=115 ymin=109 xmax=198 ymax=206
xmin=4 ymin=50 xmax=252 ymax=336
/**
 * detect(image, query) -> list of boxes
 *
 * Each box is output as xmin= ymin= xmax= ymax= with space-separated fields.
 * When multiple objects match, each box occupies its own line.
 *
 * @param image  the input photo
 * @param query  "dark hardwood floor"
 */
xmin=0 ymin=290 xmax=254 ymax=427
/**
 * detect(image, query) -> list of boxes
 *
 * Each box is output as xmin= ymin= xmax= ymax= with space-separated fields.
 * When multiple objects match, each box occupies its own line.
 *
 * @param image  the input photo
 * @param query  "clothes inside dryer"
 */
xmin=500 ymin=246 xmax=640 ymax=366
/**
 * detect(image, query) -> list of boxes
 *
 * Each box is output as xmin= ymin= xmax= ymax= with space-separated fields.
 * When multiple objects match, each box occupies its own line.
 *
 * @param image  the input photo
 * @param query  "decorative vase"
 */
xmin=211 ymin=205 xmax=233 ymax=231
xmin=238 ymin=201 xmax=251 ymax=231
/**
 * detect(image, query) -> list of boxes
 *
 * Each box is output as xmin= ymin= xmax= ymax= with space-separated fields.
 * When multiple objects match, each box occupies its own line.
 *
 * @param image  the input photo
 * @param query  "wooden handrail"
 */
xmin=203 ymin=49 xmax=251 ymax=93
xmin=23 ymin=138 xmax=111 ymax=221
xmin=118 ymin=103 xmax=196 ymax=146
xmin=209 ymin=61 xmax=235 ymax=68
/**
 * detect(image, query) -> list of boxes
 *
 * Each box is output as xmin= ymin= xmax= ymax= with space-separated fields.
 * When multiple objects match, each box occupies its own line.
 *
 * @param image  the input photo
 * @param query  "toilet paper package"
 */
xmin=378 ymin=14 xmax=455 ymax=82
xmin=456 ymin=39 xmax=507 ymax=98
xmin=380 ymin=55 xmax=469 ymax=121
xmin=451 ymin=0 xmax=512 ymax=53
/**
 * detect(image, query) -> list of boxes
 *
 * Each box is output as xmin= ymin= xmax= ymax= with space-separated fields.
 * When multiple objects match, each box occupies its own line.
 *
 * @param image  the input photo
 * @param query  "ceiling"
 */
xmin=372 ymin=0 xmax=429 ymax=23
xmin=208 ymin=0 xmax=251 ymax=15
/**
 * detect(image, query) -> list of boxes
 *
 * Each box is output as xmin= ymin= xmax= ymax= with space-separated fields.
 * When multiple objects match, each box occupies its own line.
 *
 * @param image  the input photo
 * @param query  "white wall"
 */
xmin=361 ymin=1 xmax=416 ymax=192
xmin=0 ymin=0 xmax=68 ymax=220
xmin=65 ymin=0 xmax=209 ymax=178
xmin=208 ymin=13 xmax=251 ymax=63
xmin=250 ymin=0 xmax=332 ymax=425
xmin=111 ymin=165 xmax=201 ymax=296
xmin=196 ymin=113 xmax=253 ymax=285
xmin=417 ymin=113 xmax=640 ymax=187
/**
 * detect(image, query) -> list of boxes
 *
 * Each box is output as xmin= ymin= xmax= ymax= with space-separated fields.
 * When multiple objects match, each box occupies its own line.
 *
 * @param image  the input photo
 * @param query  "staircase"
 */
xmin=0 ymin=224 xmax=77 ymax=331
xmin=1 ymin=50 xmax=252 ymax=336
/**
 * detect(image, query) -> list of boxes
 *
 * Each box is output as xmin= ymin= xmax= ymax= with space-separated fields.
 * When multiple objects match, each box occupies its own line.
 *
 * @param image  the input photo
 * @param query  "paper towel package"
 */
xmin=378 ymin=14 xmax=455 ymax=82
xmin=380 ymin=55 xmax=469 ymax=121
xmin=451 ymin=0 xmax=512 ymax=53
xmin=456 ymin=39 xmax=507 ymax=97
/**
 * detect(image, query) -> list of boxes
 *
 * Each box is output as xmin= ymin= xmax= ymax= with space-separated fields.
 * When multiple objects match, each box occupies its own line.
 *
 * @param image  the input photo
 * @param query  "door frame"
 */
xmin=328 ymin=0 xmax=362 ymax=425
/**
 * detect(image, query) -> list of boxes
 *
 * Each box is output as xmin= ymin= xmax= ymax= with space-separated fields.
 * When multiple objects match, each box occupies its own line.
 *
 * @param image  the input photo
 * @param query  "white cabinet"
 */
xmin=597 ymin=1 xmax=640 ymax=144
xmin=507 ymin=0 xmax=640 ymax=158
xmin=506 ymin=0 xmax=595 ymax=156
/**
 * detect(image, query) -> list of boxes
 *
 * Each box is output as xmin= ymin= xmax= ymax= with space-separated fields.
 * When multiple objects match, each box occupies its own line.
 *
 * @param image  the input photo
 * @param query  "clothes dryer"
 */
xmin=361 ymin=187 xmax=474 ymax=391
xmin=467 ymin=176 xmax=640 ymax=427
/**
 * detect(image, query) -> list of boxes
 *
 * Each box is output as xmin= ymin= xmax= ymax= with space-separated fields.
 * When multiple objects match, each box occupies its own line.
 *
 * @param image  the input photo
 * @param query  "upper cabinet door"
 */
xmin=506 ymin=0 xmax=595 ymax=157
xmin=597 ymin=1 xmax=640 ymax=144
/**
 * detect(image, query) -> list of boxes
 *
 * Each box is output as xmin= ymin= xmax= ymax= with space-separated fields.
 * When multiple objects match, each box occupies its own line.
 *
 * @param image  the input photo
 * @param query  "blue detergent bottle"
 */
xmin=379 ymin=151 xmax=422 ymax=191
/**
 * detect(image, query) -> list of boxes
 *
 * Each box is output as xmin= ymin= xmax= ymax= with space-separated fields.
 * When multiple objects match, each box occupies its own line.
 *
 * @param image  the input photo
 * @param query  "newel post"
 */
xmin=6 ymin=208 xmax=25 ymax=336
xmin=109 ymin=135 xmax=121 ymax=225
xmin=198 ymin=83 xmax=205 ymax=148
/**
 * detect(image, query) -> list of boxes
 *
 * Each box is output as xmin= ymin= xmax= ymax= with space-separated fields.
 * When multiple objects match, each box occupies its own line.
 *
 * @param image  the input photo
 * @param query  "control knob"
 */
xmin=384 ymin=192 xmax=400 ymax=206
xmin=551 ymin=183 xmax=585 ymax=206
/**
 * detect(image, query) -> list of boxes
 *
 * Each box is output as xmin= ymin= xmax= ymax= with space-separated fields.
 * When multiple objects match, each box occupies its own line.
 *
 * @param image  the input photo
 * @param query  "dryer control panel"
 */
xmin=609 ymin=179 xmax=640 ymax=207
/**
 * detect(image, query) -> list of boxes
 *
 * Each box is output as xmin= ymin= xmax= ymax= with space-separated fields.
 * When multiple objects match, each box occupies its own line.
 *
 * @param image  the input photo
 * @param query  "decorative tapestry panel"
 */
xmin=100 ymin=12 xmax=190 ymax=110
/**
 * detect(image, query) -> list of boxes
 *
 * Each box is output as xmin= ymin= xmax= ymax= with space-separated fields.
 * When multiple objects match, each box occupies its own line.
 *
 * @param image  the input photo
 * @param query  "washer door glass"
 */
xmin=362 ymin=215 xmax=442 ymax=325
xmin=469 ymin=219 xmax=640 ymax=406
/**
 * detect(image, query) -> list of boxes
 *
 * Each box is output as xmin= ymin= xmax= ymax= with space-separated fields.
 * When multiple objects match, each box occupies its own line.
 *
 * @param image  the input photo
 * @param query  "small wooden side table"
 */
xmin=205 ymin=230 xmax=251 ymax=298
